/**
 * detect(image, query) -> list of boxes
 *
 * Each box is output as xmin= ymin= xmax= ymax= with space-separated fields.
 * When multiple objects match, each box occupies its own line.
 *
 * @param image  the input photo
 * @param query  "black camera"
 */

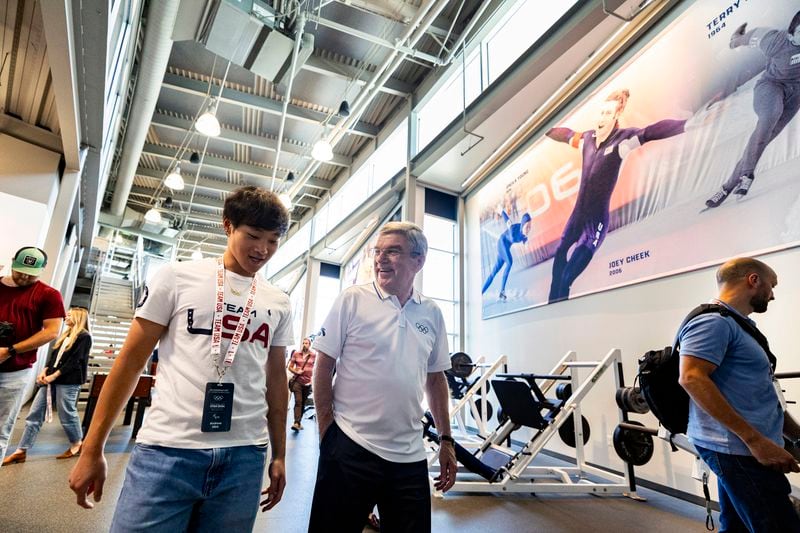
xmin=0 ymin=321 xmax=15 ymax=347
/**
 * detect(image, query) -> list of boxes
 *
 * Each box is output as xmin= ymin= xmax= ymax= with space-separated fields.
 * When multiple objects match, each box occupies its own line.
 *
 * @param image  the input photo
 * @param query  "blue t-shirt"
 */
xmin=678 ymin=302 xmax=782 ymax=455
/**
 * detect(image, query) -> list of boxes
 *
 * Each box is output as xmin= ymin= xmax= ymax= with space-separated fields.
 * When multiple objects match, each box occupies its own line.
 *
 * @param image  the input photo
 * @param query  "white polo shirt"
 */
xmin=314 ymin=282 xmax=450 ymax=463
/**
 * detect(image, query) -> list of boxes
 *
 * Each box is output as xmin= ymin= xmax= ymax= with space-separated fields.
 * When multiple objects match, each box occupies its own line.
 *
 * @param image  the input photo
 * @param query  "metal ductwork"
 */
xmin=174 ymin=0 xmax=314 ymax=87
xmin=110 ymin=0 xmax=181 ymax=217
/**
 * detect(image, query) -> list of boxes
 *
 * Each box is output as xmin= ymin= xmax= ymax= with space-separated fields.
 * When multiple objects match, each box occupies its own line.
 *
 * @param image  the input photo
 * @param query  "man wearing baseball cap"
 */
xmin=0 ymin=246 xmax=65 ymax=466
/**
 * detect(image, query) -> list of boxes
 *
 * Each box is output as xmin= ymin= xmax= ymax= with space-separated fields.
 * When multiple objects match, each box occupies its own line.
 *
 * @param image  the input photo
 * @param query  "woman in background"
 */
xmin=3 ymin=307 xmax=92 ymax=464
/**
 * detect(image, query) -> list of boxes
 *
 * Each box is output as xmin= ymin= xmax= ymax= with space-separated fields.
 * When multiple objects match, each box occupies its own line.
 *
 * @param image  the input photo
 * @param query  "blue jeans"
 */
xmin=696 ymin=445 xmax=800 ymax=532
xmin=17 ymin=384 xmax=83 ymax=450
xmin=0 ymin=368 xmax=33 ymax=465
xmin=111 ymin=443 xmax=269 ymax=533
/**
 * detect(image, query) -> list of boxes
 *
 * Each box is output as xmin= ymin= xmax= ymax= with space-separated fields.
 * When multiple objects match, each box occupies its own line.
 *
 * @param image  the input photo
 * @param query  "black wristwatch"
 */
xmin=7 ymin=345 xmax=17 ymax=356
xmin=440 ymin=434 xmax=455 ymax=445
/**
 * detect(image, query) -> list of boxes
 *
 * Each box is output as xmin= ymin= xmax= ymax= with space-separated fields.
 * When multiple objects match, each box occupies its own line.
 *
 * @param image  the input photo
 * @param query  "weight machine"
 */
xmin=445 ymin=353 xmax=508 ymax=440
xmin=426 ymin=349 xmax=641 ymax=497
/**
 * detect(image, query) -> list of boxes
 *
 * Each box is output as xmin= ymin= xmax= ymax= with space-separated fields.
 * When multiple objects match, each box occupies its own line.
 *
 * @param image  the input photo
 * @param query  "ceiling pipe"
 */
xmin=270 ymin=12 xmax=307 ymax=191
xmin=307 ymin=14 xmax=445 ymax=66
xmin=335 ymin=0 xmax=418 ymax=24
xmin=109 ymin=0 xmax=181 ymax=217
xmin=288 ymin=0 xmax=451 ymax=199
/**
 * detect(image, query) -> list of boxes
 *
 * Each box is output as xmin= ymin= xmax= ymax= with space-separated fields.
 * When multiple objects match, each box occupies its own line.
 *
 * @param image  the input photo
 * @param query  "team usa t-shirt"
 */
xmin=134 ymin=258 xmax=293 ymax=448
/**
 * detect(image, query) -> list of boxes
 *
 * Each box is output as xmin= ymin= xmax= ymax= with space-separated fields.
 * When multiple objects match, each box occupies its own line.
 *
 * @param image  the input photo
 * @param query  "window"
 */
xmin=312 ymin=122 xmax=408 ymax=246
xmin=422 ymin=213 xmax=459 ymax=352
xmin=485 ymin=1 xmax=578 ymax=84
xmin=267 ymin=222 xmax=311 ymax=277
xmin=289 ymin=273 xmax=307 ymax=347
xmin=415 ymin=0 xmax=578 ymax=155
xmin=417 ymin=50 xmax=481 ymax=152
xmin=312 ymin=271 xmax=340 ymax=335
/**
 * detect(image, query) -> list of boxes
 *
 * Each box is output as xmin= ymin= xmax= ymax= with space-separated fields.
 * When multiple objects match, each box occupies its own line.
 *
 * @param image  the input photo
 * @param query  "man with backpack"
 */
xmin=678 ymin=257 xmax=800 ymax=532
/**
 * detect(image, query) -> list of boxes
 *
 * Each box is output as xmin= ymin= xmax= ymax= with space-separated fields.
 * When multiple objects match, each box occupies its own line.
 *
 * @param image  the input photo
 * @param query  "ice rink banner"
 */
xmin=477 ymin=0 xmax=800 ymax=318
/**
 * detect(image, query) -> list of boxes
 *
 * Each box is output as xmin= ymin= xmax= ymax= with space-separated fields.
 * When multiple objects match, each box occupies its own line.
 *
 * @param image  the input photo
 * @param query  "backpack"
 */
xmin=638 ymin=303 xmax=776 ymax=435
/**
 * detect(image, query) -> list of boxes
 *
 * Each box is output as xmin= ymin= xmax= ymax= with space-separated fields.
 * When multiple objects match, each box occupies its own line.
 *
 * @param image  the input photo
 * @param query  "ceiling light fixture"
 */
xmin=337 ymin=100 xmax=351 ymax=117
xmin=144 ymin=206 xmax=162 ymax=224
xmin=312 ymin=139 xmax=334 ymax=162
xmin=164 ymin=164 xmax=185 ymax=191
xmin=191 ymin=249 xmax=203 ymax=261
xmin=278 ymin=193 xmax=292 ymax=210
xmin=195 ymin=98 xmax=221 ymax=137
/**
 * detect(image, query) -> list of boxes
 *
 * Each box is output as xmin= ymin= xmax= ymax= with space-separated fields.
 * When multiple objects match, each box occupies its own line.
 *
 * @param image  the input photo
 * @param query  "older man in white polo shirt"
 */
xmin=309 ymin=221 xmax=457 ymax=533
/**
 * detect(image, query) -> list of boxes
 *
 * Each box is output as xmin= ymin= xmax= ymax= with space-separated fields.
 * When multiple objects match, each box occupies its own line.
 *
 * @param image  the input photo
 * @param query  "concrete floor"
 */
xmin=0 ymin=402 xmax=710 ymax=532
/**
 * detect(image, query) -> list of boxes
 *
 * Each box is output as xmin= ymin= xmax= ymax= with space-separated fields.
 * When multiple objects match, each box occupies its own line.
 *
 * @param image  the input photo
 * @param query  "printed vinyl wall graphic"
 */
xmin=478 ymin=0 xmax=800 ymax=318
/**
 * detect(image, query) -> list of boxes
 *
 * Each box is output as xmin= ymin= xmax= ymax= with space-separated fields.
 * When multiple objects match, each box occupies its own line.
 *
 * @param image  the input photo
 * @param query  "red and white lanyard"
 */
xmin=212 ymin=258 xmax=258 ymax=382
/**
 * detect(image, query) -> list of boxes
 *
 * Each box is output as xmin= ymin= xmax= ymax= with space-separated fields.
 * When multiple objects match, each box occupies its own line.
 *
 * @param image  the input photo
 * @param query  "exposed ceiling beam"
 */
xmin=40 ymin=0 xmax=82 ymax=170
xmin=307 ymin=14 xmax=444 ymax=66
xmin=136 ymin=166 xmax=239 ymax=193
xmin=332 ymin=0 xmax=453 ymax=40
xmin=98 ymin=221 xmax=179 ymax=246
xmin=137 ymin=148 xmax=333 ymax=192
xmin=178 ymin=242 xmax=227 ymax=250
xmin=130 ymin=185 xmax=222 ymax=211
xmin=142 ymin=142 xmax=281 ymax=181
xmin=180 ymin=235 xmax=227 ymax=248
xmin=0 ymin=113 xmax=63 ymax=154
xmin=127 ymin=198 xmax=226 ymax=227
xmin=130 ymin=179 xmax=315 ymax=212
xmin=151 ymin=112 xmax=352 ymax=168
xmin=301 ymin=56 xmax=412 ymax=98
xmin=162 ymin=72 xmax=378 ymax=138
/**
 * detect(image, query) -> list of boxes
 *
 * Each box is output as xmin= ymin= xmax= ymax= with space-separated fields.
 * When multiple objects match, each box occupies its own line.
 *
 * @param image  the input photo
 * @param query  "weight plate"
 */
xmin=449 ymin=352 xmax=474 ymax=379
xmin=558 ymin=414 xmax=591 ymax=448
xmin=613 ymin=421 xmax=655 ymax=466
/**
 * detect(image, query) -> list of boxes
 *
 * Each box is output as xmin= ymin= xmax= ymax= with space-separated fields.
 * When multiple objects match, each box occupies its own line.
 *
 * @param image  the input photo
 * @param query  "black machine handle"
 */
xmin=497 ymin=373 xmax=571 ymax=381
xmin=617 ymin=422 xmax=658 ymax=436
xmin=422 ymin=413 xmax=499 ymax=483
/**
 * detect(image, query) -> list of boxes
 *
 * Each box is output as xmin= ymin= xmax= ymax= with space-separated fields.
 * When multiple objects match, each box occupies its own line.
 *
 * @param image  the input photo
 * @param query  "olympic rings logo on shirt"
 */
xmin=415 ymin=323 xmax=430 ymax=335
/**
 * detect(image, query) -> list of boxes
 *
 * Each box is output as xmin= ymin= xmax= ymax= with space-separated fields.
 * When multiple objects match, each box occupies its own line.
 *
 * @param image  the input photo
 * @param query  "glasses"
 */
xmin=369 ymin=247 xmax=419 ymax=259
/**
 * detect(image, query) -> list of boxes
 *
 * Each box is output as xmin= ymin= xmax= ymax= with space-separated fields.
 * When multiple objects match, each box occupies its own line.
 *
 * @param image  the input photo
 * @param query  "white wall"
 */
xmin=0 ymin=134 xmax=61 ymax=269
xmin=0 ymin=134 xmax=60 ymax=205
xmin=464 ymin=194 xmax=800 ymax=498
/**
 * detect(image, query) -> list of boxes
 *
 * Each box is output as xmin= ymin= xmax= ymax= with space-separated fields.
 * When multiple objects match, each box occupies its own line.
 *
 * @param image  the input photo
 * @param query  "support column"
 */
xmin=42 ymin=152 xmax=84 ymax=287
xmin=301 ymin=256 xmax=321 ymax=340
xmin=402 ymin=96 xmax=422 ymax=225
xmin=59 ymin=246 xmax=84 ymax=308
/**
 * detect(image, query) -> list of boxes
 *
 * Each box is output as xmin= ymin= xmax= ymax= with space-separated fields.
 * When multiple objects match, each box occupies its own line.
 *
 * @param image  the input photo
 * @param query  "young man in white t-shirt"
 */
xmin=69 ymin=186 xmax=293 ymax=532
xmin=310 ymin=222 xmax=457 ymax=533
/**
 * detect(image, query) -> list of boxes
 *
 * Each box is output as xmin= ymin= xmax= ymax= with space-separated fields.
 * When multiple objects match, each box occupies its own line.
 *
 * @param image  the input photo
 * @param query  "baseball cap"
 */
xmin=11 ymin=247 xmax=48 ymax=276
